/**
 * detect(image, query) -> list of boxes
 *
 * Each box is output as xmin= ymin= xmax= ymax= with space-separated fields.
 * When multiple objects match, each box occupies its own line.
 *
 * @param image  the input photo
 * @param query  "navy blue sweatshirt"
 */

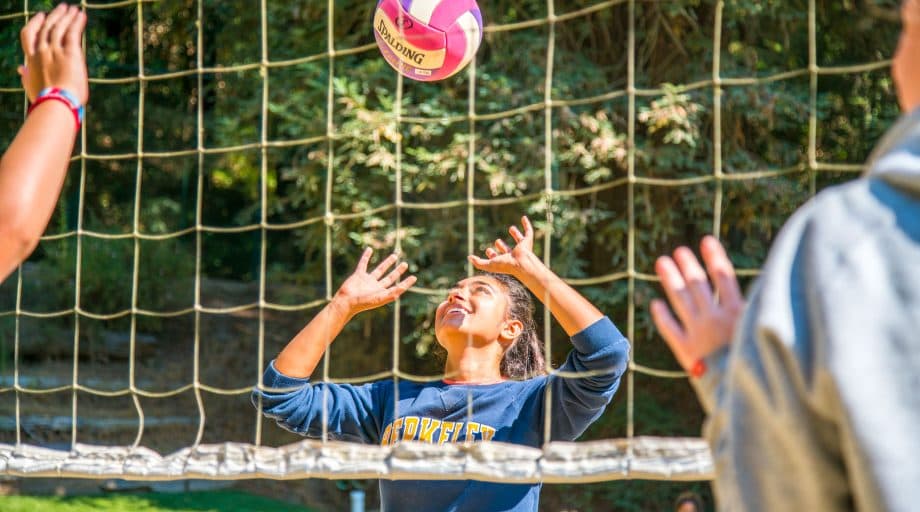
xmin=252 ymin=316 xmax=629 ymax=511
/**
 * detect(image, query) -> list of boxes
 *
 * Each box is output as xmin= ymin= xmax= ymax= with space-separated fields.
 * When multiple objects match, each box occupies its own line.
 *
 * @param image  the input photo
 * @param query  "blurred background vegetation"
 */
xmin=0 ymin=0 xmax=903 ymax=510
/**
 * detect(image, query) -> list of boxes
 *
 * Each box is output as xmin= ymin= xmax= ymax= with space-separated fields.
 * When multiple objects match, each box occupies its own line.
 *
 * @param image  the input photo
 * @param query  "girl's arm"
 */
xmin=253 ymin=369 xmax=388 ymax=443
xmin=468 ymin=215 xmax=601 ymax=336
xmin=471 ymin=216 xmax=630 ymax=442
xmin=256 ymin=248 xmax=414 ymax=443
xmin=0 ymin=5 xmax=88 ymax=283
xmin=273 ymin=248 xmax=416 ymax=377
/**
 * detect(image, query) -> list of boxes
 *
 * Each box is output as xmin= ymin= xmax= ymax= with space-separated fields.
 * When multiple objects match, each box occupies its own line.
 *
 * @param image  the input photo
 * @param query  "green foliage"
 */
xmin=39 ymin=235 xmax=194 ymax=321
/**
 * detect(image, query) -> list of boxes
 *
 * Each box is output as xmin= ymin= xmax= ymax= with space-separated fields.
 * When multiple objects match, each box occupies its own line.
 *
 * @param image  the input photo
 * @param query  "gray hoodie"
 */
xmin=696 ymin=108 xmax=920 ymax=511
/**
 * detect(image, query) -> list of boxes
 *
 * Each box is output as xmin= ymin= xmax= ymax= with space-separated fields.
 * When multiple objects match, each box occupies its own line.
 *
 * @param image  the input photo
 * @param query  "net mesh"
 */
xmin=0 ymin=0 xmax=897 ymax=481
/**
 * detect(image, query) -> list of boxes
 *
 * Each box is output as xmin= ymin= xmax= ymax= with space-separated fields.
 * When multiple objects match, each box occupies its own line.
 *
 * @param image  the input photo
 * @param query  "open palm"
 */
xmin=469 ymin=216 xmax=537 ymax=278
xmin=335 ymin=248 xmax=416 ymax=317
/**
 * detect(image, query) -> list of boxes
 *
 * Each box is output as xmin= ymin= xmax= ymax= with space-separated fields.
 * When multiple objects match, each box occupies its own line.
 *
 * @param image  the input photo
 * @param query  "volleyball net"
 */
xmin=0 ymin=0 xmax=899 ymax=481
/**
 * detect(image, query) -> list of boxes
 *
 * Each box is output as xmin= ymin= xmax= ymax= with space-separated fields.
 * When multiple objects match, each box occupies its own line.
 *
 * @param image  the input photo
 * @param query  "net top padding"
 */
xmin=0 ymin=436 xmax=712 ymax=483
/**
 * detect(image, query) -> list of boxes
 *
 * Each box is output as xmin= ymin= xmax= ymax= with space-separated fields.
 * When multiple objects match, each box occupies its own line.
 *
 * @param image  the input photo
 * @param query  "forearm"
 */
xmin=514 ymin=251 xmax=603 ymax=336
xmin=550 ymin=316 xmax=629 ymax=440
xmin=253 ymin=364 xmax=383 ymax=442
xmin=274 ymin=297 xmax=353 ymax=378
xmin=0 ymin=103 xmax=77 ymax=282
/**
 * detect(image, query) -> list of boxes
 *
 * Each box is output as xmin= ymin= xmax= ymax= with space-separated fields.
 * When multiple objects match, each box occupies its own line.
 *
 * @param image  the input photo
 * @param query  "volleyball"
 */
xmin=372 ymin=0 xmax=483 ymax=82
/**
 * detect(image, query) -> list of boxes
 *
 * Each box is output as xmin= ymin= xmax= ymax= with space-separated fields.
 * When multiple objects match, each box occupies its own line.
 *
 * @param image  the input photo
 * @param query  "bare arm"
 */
xmin=273 ymin=248 xmax=416 ymax=378
xmin=0 ymin=4 xmax=89 ymax=283
xmin=0 ymin=106 xmax=77 ymax=281
xmin=468 ymin=216 xmax=601 ymax=336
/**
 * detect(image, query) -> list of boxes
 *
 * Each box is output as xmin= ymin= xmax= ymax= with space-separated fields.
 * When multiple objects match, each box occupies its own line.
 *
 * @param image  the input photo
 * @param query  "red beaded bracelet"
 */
xmin=27 ymin=87 xmax=84 ymax=130
xmin=689 ymin=358 xmax=707 ymax=378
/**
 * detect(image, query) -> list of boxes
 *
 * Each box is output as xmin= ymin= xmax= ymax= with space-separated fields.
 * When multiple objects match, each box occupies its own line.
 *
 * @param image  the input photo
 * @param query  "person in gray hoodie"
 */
xmin=650 ymin=1 xmax=920 ymax=510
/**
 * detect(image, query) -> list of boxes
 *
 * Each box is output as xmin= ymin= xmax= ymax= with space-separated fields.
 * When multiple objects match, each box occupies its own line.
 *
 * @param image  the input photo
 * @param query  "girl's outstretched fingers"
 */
xmin=20 ymin=13 xmax=43 ymax=58
xmin=65 ymin=9 xmax=87 ymax=50
xmin=49 ymin=6 xmax=79 ymax=49
xmin=520 ymin=215 xmax=534 ymax=237
xmin=468 ymin=253 xmax=489 ymax=269
xmin=512 ymin=216 xmax=535 ymax=252
xmin=509 ymin=225 xmax=524 ymax=243
xmin=356 ymin=247 xmax=373 ymax=273
xmin=390 ymin=274 xmax=417 ymax=299
xmin=370 ymin=252 xmax=400 ymax=279
xmin=37 ymin=4 xmax=68 ymax=53
xmin=381 ymin=261 xmax=409 ymax=288
xmin=469 ymin=214 xmax=540 ymax=276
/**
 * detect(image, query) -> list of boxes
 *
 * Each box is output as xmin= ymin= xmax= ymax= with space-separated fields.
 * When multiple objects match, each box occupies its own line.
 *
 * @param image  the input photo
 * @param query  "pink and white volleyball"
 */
xmin=373 ymin=0 xmax=483 ymax=82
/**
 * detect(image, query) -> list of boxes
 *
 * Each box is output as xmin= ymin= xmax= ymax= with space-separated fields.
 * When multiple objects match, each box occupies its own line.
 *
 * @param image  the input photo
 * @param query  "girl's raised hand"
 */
xmin=469 ymin=216 xmax=538 ymax=278
xmin=19 ymin=4 xmax=89 ymax=104
xmin=334 ymin=248 xmax=416 ymax=317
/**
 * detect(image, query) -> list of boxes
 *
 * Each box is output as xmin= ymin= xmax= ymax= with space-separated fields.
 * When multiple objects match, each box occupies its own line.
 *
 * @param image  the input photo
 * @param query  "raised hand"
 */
xmin=273 ymin=248 xmax=414 ymax=377
xmin=469 ymin=214 xmax=605 ymax=338
xmin=650 ymin=236 xmax=745 ymax=375
xmin=468 ymin=216 xmax=537 ymax=278
xmin=334 ymin=248 xmax=416 ymax=317
xmin=19 ymin=3 xmax=89 ymax=103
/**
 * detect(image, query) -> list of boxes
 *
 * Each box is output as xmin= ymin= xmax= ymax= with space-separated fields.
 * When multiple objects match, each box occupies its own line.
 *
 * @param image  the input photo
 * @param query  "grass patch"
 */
xmin=0 ymin=490 xmax=319 ymax=512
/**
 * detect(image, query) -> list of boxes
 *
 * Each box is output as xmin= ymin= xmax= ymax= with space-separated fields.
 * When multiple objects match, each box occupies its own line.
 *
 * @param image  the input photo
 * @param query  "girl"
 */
xmin=252 ymin=216 xmax=630 ymax=511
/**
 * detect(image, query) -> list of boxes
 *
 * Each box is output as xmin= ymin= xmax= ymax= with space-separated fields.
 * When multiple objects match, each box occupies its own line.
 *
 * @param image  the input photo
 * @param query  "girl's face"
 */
xmin=434 ymin=276 xmax=516 ymax=349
